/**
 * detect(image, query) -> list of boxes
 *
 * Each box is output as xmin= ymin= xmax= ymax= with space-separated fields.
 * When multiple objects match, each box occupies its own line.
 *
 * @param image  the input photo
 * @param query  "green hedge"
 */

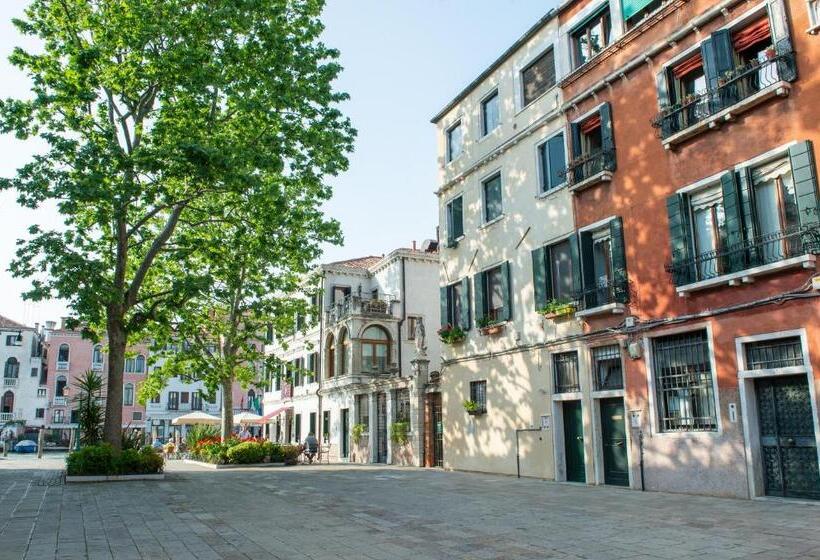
xmin=191 ymin=439 xmax=302 ymax=465
xmin=66 ymin=444 xmax=164 ymax=476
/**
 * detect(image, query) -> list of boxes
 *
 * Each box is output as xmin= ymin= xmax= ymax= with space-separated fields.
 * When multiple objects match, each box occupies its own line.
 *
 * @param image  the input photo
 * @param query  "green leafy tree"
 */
xmin=140 ymin=182 xmax=334 ymax=439
xmin=1 ymin=0 xmax=354 ymax=448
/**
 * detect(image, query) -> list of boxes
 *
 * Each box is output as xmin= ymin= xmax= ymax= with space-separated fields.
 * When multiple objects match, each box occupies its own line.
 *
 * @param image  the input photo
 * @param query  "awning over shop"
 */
xmin=260 ymin=406 xmax=292 ymax=422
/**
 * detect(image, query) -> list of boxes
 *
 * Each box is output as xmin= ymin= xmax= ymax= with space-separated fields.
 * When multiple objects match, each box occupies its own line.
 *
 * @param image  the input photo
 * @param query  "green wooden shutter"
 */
xmin=569 ymin=234 xmax=582 ymax=299
xmin=547 ymin=134 xmax=566 ymax=190
xmin=656 ymin=68 xmax=670 ymax=108
xmin=452 ymin=196 xmax=463 ymax=239
xmin=460 ymin=277 xmax=472 ymax=331
xmin=768 ymin=0 xmax=797 ymax=82
xmin=720 ymin=171 xmax=745 ymax=273
xmin=737 ymin=167 xmax=760 ymax=267
xmin=532 ymin=247 xmax=548 ymax=310
xmin=579 ymin=231 xmax=596 ymax=308
xmin=571 ymin=123 xmax=582 ymax=183
xmin=473 ymin=272 xmax=485 ymax=327
xmin=789 ymin=141 xmax=820 ymax=229
xmin=500 ymin=262 xmax=512 ymax=322
xmin=609 ymin=218 xmax=628 ymax=303
xmin=446 ymin=203 xmax=455 ymax=247
xmin=599 ymin=103 xmax=616 ymax=172
xmin=440 ymin=286 xmax=449 ymax=327
xmin=666 ymin=193 xmax=694 ymax=286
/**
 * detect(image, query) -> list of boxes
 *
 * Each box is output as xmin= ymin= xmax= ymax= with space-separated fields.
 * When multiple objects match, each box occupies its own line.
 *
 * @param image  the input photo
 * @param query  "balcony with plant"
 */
xmin=437 ymin=324 xmax=466 ymax=345
xmin=477 ymin=316 xmax=505 ymax=336
xmin=538 ymin=299 xmax=576 ymax=320
xmin=463 ymin=400 xmax=485 ymax=416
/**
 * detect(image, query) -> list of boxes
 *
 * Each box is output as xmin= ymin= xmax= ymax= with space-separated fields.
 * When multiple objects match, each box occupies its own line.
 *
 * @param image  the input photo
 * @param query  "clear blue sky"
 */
xmin=0 ymin=0 xmax=556 ymax=325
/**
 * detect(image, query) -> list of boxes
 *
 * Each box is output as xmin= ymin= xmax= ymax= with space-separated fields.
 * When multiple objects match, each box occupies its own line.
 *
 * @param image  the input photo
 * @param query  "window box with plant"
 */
xmin=438 ymin=324 xmax=466 ymax=344
xmin=390 ymin=421 xmax=410 ymax=446
xmin=463 ymin=400 xmax=485 ymax=416
xmin=473 ymin=263 xmax=511 ymax=335
xmin=466 ymin=380 xmax=487 ymax=416
xmin=538 ymin=299 xmax=576 ymax=320
xmin=477 ymin=316 xmax=506 ymax=336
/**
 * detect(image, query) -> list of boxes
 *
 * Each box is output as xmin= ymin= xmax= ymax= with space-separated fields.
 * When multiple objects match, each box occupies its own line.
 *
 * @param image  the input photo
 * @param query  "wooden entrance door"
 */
xmin=600 ymin=398 xmax=628 ymax=486
xmin=563 ymin=400 xmax=585 ymax=483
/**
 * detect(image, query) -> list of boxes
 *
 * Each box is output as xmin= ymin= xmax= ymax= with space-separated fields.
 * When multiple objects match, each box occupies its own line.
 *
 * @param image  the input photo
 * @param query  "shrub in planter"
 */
xmin=390 ymin=422 xmax=410 ymax=445
xmin=226 ymin=441 xmax=266 ymax=464
xmin=351 ymin=423 xmax=367 ymax=445
xmin=280 ymin=444 xmax=301 ymax=465
xmin=438 ymin=324 xmax=466 ymax=344
xmin=137 ymin=446 xmax=164 ymax=474
xmin=264 ymin=442 xmax=285 ymax=462
xmin=66 ymin=443 xmax=116 ymax=476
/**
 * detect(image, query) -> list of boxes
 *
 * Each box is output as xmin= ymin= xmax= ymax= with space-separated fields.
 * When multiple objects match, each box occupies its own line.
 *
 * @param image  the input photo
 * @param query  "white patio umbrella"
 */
xmin=171 ymin=411 xmax=221 ymax=426
xmin=233 ymin=411 xmax=263 ymax=425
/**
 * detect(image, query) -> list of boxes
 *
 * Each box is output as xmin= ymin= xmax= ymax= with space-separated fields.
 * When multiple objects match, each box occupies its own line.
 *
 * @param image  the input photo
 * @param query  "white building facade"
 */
xmin=1 ymin=315 xmax=47 ymax=431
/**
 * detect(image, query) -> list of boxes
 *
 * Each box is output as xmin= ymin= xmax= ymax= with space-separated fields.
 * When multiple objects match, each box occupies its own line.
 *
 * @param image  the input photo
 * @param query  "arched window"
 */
xmin=125 ymin=357 xmax=135 ymax=373
xmin=338 ymin=328 xmax=349 ymax=375
xmin=4 ymin=358 xmax=19 ymax=378
xmin=135 ymin=355 xmax=146 ymax=373
xmin=57 ymin=343 xmax=70 ymax=363
xmin=2 ymin=390 xmax=14 ymax=413
xmin=326 ymin=334 xmax=335 ymax=379
xmin=361 ymin=326 xmax=390 ymax=373
xmin=92 ymin=345 xmax=103 ymax=367
xmin=56 ymin=375 xmax=67 ymax=397
xmin=123 ymin=383 xmax=134 ymax=406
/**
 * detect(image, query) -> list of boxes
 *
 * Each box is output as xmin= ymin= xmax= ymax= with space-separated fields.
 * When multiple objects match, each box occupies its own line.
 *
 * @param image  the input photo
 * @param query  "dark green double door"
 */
xmin=600 ymin=398 xmax=629 ymax=486
xmin=563 ymin=401 xmax=585 ymax=483
xmin=756 ymin=375 xmax=820 ymax=500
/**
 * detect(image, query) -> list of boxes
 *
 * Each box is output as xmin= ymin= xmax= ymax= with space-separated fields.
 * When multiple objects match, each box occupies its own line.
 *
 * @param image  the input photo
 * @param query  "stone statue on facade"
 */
xmin=414 ymin=316 xmax=427 ymax=358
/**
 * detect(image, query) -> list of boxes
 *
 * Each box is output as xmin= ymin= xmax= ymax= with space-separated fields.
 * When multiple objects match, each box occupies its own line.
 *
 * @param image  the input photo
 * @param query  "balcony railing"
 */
xmin=0 ymin=412 xmax=15 ymax=422
xmin=52 ymin=396 xmax=67 ymax=406
xmin=3 ymin=377 xmax=18 ymax=387
xmin=572 ymin=273 xmax=629 ymax=311
xmin=563 ymin=148 xmax=616 ymax=186
xmin=325 ymin=295 xmax=392 ymax=324
xmin=652 ymin=43 xmax=796 ymax=140
xmin=56 ymin=361 xmax=69 ymax=371
xmin=666 ymin=225 xmax=820 ymax=287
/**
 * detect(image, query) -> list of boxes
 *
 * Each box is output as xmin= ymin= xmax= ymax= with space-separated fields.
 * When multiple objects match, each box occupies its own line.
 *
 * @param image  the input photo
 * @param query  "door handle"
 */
xmin=576 ymin=436 xmax=584 ymax=441
xmin=785 ymin=437 xmax=796 ymax=447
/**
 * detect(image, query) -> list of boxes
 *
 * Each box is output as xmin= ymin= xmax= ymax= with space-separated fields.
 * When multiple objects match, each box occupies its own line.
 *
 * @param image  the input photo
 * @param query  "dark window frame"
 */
xmin=482 ymin=172 xmax=503 ymax=223
xmin=538 ymin=132 xmax=567 ymax=193
xmin=480 ymin=89 xmax=500 ymax=136
xmin=571 ymin=8 xmax=612 ymax=69
xmin=521 ymin=48 xmax=557 ymax=107
xmin=445 ymin=194 xmax=464 ymax=245
xmin=469 ymin=380 xmax=487 ymax=413
xmin=446 ymin=120 xmax=463 ymax=163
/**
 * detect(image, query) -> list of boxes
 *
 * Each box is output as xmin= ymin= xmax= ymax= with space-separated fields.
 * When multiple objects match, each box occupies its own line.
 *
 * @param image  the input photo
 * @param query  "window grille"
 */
xmin=553 ymin=352 xmax=580 ymax=393
xmin=469 ymin=380 xmax=487 ymax=412
xmin=592 ymin=345 xmax=623 ymax=391
xmin=745 ymin=337 xmax=804 ymax=370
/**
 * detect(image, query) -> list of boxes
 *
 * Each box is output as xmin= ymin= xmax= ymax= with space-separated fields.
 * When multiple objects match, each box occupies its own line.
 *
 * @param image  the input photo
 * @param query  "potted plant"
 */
xmin=477 ymin=316 xmax=505 ymax=336
xmin=351 ymin=423 xmax=367 ymax=445
xmin=438 ymin=324 xmax=466 ymax=344
xmin=538 ymin=299 xmax=576 ymax=320
xmin=463 ymin=400 xmax=484 ymax=416
xmin=390 ymin=422 xmax=410 ymax=446
xmin=765 ymin=45 xmax=777 ymax=60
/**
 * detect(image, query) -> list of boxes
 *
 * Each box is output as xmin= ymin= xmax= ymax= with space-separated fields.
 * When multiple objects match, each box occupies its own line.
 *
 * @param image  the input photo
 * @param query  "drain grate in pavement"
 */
xmin=34 ymin=473 xmax=64 ymax=486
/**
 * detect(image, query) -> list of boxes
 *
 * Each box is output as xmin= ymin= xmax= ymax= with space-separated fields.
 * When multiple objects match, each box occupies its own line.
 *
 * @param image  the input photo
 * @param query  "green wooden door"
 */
xmin=600 ymin=398 xmax=629 ymax=486
xmin=341 ymin=408 xmax=349 ymax=459
xmin=563 ymin=400 xmax=585 ymax=483
xmin=756 ymin=375 xmax=820 ymax=499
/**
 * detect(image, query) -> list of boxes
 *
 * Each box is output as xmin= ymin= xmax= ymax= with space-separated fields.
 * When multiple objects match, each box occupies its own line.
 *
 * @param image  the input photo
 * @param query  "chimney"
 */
xmin=412 ymin=240 xmax=417 ymax=251
xmin=60 ymin=317 xmax=70 ymax=330
xmin=45 ymin=320 xmax=56 ymax=330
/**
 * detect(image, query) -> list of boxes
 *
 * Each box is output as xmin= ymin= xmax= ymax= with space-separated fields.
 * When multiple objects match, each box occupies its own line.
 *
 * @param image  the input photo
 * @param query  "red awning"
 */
xmin=260 ymin=406 xmax=292 ymax=422
xmin=733 ymin=18 xmax=771 ymax=52
xmin=580 ymin=114 xmax=602 ymax=135
xmin=672 ymin=54 xmax=703 ymax=79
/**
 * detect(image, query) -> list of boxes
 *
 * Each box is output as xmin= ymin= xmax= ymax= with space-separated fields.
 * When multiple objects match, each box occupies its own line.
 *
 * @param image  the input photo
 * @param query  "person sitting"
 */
xmin=304 ymin=432 xmax=319 ymax=463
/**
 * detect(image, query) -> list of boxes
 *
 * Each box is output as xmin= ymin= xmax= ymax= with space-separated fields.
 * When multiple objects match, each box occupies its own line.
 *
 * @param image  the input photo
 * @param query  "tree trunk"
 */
xmin=104 ymin=314 xmax=126 ymax=450
xmin=221 ymin=378 xmax=234 ymax=440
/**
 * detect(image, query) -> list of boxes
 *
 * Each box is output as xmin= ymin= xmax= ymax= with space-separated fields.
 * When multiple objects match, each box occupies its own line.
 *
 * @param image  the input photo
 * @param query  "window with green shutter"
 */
xmin=576 ymin=218 xmax=628 ymax=309
xmin=539 ymin=133 xmax=566 ymax=192
xmin=446 ymin=195 xmax=464 ymax=246
xmin=442 ymin=279 xmax=471 ymax=331
xmin=483 ymin=173 xmax=503 ymax=222
xmin=475 ymin=263 xmax=511 ymax=325
xmin=532 ymin=239 xmax=575 ymax=311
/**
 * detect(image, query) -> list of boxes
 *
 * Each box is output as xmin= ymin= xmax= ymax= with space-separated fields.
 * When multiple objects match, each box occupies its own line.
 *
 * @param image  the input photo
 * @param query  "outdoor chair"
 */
xmin=319 ymin=443 xmax=331 ymax=464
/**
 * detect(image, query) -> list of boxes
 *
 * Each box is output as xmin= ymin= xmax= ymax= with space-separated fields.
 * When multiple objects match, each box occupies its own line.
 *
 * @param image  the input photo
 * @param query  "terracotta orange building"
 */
xmin=556 ymin=0 xmax=820 ymax=498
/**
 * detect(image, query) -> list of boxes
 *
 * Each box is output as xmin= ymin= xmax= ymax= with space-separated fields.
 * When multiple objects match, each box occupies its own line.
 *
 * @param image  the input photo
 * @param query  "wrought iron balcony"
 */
xmin=563 ymin=148 xmax=616 ymax=187
xmin=325 ymin=295 xmax=392 ymax=324
xmin=572 ymin=273 xmax=629 ymax=311
xmin=652 ymin=43 xmax=796 ymax=141
xmin=666 ymin=225 xmax=820 ymax=287
xmin=52 ymin=396 xmax=67 ymax=406
xmin=3 ymin=377 xmax=18 ymax=387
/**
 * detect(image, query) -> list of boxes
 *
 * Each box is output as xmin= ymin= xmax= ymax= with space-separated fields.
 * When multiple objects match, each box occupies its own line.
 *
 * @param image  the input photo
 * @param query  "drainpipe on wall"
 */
xmin=317 ymin=273 xmax=325 ymax=440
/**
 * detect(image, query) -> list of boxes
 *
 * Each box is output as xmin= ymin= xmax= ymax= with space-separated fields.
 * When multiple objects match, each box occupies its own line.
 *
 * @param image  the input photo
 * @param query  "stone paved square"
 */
xmin=2 ymin=454 xmax=820 ymax=560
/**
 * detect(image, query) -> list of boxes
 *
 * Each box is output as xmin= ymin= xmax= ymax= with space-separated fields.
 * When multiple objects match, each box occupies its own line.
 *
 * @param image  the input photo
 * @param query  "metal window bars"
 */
xmin=745 ymin=337 xmax=804 ymax=370
xmin=592 ymin=345 xmax=623 ymax=391
xmin=562 ymin=148 xmax=616 ymax=186
xmin=553 ymin=352 xmax=581 ymax=394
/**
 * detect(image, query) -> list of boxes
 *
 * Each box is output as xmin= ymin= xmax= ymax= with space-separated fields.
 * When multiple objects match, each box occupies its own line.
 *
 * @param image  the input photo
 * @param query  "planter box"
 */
xmin=541 ymin=307 xmax=575 ymax=320
xmin=440 ymin=336 xmax=466 ymax=345
xmin=65 ymin=473 xmax=165 ymax=483
xmin=466 ymin=409 xmax=486 ymax=416
xmin=183 ymin=459 xmax=287 ymax=470
xmin=479 ymin=324 xmax=505 ymax=336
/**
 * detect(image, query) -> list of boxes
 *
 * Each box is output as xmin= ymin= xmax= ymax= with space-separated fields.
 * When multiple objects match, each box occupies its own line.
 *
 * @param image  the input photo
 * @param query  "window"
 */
xmin=441 ymin=278 xmax=470 ymax=332
xmin=394 ymin=388 xmax=411 ymax=425
xmin=125 ymin=357 xmax=135 ymax=373
xmin=538 ymin=133 xmax=566 ymax=192
xmin=52 ymin=409 xmax=64 ymax=424
xmin=356 ymin=394 xmax=370 ymax=427
xmin=57 ymin=343 xmax=70 ymax=365
xmin=332 ymin=285 xmax=351 ymax=304
xmin=168 ymin=391 xmax=179 ymax=411
xmin=666 ymin=143 xmax=820 ymax=287
xmin=134 ymin=354 xmax=146 ymax=374
xmin=35 ymin=408 xmax=45 ymax=419
xmin=92 ymin=345 xmax=103 ymax=368
xmin=150 ymin=394 xmax=161 ymax=404
xmin=37 ymin=388 xmax=47 ymax=398
xmin=309 ymin=412 xmax=317 ymax=435
xmin=294 ymin=413 xmax=302 ymax=443
xmin=307 ymin=352 xmax=319 ymax=382
xmin=474 ymin=263 xmax=511 ymax=325
xmin=407 ymin=316 xmax=421 ymax=340
xmin=578 ymin=218 xmax=628 ymax=309
xmin=361 ymin=326 xmax=390 ymax=373
xmin=4 ymin=358 xmax=19 ymax=378
xmin=481 ymin=90 xmax=500 ymax=136
xmin=133 ymin=411 xmax=143 ymax=421
xmin=623 ymin=0 xmax=662 ymax=29
xmin=521 ymin=49 xmax=556 ymax=107
xmin=191 ymin=392 xmax=202 ymax=410
xmin=652 ymin=330 xmax=717 ymax=432
xmin=70 ymin=409 xmax=79 ymax=424
xmin=553 ymin=352 xmax=580 ymax=393
xmin=55 ymin=375 xmax=67 ymax=397
xmin=469 ymin=380 xmax=487 ymax=412
xmin=338 ymin=329 xmax=349 ymax=375
xmin=569 ymin=103 xmax=615 ymax=185
xmin=572 ymin=8 xmax=611 ymax=68
xmin=123 ymin=383 xmax=134 ymax=406
xmin=445 ymin=195 xmax=464 ymax=246
xmin=532 ymin=238 xmax=577 ymax=311
xmin=482 ymin=173 xmax=503 ymax=223
xmin=592 ymin=345 xmax=623 ymax=391
xmin=326 ymin=334 xmax=335 ymax=379
xmin=322 ymin=410 xmax=331 ymax=443
xmin=811 ymin=0 xmax=820 ymax=27
xmin=181 ymin=391 xmax=189 ymax=404
xmin=446 ymin=121 xmax=463 ymax=163
xmin=745 ymin=336 xmax=804 ymax=370
xmin=5 ymin=334 xmax=21 ymax=346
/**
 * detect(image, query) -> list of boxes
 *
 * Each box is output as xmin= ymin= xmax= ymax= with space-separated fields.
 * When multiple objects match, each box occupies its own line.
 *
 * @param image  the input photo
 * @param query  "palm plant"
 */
xmin=72 ymin=370 xmax=106 ymax=446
